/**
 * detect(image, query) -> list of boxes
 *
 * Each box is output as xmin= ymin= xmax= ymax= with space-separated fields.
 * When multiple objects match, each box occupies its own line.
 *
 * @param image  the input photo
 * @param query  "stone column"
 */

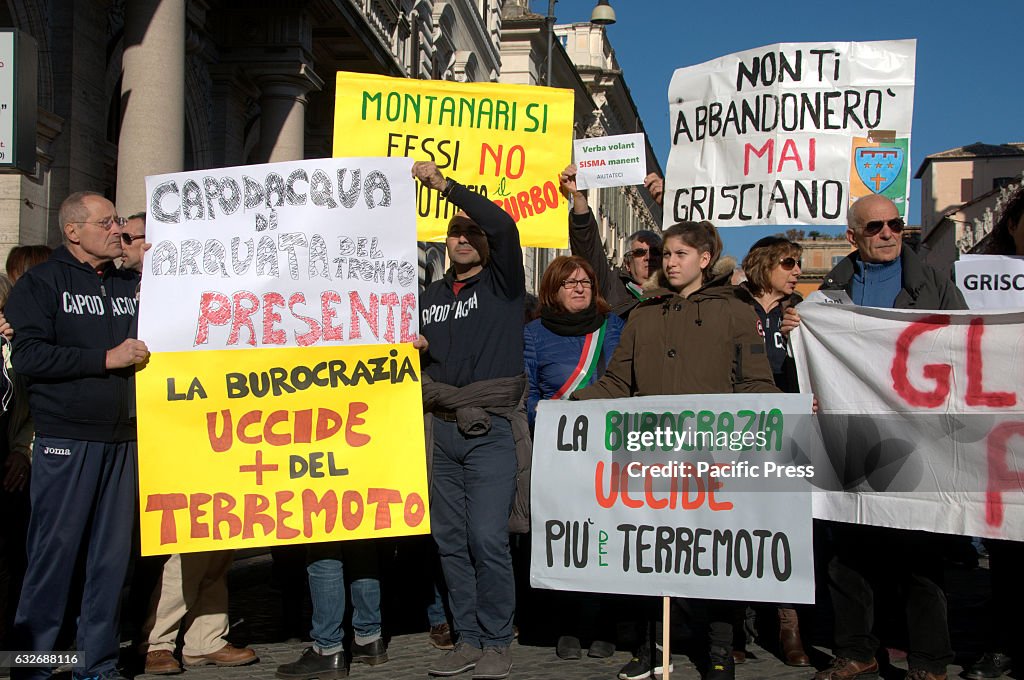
xmin=116 ymin=0 xmax=185 ymax=215
xmin=252 ymin=65 xmax=322 ymax=164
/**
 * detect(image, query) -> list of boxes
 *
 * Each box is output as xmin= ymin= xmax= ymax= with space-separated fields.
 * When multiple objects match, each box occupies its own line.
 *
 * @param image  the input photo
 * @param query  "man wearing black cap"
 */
xmin=413 ymin=161 xmax=528 ymax=680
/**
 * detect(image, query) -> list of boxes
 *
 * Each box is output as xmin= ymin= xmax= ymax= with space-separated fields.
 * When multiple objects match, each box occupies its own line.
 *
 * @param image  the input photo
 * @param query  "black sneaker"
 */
xmin=618 ymin=644 xmax=673 ymax=680
xmin=556 ymin=635 xmax=582 ymax=660
xmin=351 ymin=638 xmax=388 ymax=666
xmin=707 ymin=650 xmax=735 ymax=680
xmin=276 ymin=647 xmax=348 ymax=679
xmin=964 ymin=653 xmax=1012 ymax=679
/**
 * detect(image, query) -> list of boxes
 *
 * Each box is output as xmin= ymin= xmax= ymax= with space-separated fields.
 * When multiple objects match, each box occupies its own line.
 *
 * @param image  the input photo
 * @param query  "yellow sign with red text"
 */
xmin=137 ymin=343 xmax=429 ymax=555
xmin=333 ymin=71 xmax=574 ymax=247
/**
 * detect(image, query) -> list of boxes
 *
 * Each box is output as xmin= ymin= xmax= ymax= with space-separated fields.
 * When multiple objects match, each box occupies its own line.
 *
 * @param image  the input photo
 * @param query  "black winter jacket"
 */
xmin=820 ymin=247 xmax=967 ymax=311
xmin=568 ymin=208 xmax=642 ymax=318
xmin=420 ymin=184 xmax=525 ymax=387
xmin=5 ymin=246 xmax=140 ymax=441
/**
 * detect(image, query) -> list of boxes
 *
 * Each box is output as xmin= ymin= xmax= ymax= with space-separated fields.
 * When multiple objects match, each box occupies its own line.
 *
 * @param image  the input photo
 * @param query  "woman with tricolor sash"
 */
xmin=523 ymin=255 xmax=624 ymax=430
xmin=522 ymin=255 xmax=623 ymax=661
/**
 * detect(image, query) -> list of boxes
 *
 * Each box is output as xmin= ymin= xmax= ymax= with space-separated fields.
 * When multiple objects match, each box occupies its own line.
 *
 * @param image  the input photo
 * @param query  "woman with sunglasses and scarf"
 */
xmin=737 ymin=238 xmax=811 ymax=668
xmin=740 ymin=237 xmax=803 ymax=393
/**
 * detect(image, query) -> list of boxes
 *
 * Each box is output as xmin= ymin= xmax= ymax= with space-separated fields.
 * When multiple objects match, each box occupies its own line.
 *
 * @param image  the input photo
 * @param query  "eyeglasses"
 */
xmin=73 ymin=216 xmax=127 ymax=230
xmin=630 ymin=247 xmax=661 ymax=259
xmin=862 ymin=217 xmax=905 ymax=237
xmin=121 ymin=233 xmax=145 ymax=245
xmin=779 ymin=257 xmax=802 ymax=270
xmin=561 ymin=278 xmax=593 ymax=289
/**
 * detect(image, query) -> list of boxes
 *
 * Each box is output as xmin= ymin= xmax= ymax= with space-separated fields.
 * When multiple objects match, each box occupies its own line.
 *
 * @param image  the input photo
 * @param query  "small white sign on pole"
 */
xmin=955 ymin=254 xmax=1024 ymax=310
xmin=573 ymin=133 xmax=647 ymax=190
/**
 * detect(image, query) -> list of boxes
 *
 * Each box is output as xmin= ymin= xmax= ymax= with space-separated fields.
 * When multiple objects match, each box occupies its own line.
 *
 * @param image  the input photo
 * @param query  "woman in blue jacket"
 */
xmin=523 ymin=254 xmax=623 ymax=659
xmin=524 ymin=255 xmax=623 ymax=429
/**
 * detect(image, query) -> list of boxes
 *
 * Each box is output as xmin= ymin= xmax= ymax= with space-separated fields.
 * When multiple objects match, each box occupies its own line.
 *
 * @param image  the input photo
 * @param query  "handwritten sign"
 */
xmin=956 ymin=254 xmax=1024 ymax=310
xmin=573 ymin=133 xmax=646 ymax=190
xmin=790 ymin=303 xmax=1024 ymax=539
xmin=665 ymin=40 xmax=916 ymax=227
xmin=333 ymin=71 xmax=574 ymax=248
xmin=137 ymin=158 xmax=430 ymax=555
xmin=530 ymin=394 xmax=815 ymax=603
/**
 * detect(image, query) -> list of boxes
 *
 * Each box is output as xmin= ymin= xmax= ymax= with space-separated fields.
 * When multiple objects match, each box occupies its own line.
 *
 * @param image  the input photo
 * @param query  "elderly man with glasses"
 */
xmin=785 ymin=194 xmax=966 ymax=680
xmin=5 ymin=191 xmax=149 ymax=680
xmin=559 ymin=165 xmax=664 ymax=318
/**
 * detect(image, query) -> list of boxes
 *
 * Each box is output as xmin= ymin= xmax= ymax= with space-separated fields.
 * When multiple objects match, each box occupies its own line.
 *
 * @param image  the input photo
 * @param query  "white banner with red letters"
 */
xmin=790 ymin=302 xmax=1024 ymax=539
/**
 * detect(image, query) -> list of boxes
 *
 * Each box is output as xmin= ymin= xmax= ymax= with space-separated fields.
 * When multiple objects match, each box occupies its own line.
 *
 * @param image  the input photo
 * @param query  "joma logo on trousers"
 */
xmin=43 ymin=446 xmax=71 ymax=456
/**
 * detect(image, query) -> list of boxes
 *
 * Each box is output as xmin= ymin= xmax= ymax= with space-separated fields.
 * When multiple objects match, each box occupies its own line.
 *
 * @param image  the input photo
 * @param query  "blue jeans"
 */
xmin=430 ymin=417 xmax=517 ymax=648
xmin=427 ymin=583 xmax=447 ymax=627
xmin=306 ymin=541 xmax=382 ymax=653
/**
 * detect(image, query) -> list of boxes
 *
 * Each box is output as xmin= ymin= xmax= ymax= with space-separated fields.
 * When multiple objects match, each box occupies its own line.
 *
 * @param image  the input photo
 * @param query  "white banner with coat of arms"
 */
xmin=665 ymin=39 xmax=916 ymax=227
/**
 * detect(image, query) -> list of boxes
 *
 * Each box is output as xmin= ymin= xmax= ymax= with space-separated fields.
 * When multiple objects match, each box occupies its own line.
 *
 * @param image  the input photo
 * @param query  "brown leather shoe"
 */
xmin=183 ymin=643 xmax=259 ymax=668
xmin=144 ymin=650 xmax=183 ymax=675
xmin=430 ymin=623 xmax=455 ymax=650
xmin=732 ymin=650 xmax=746 ymax=664
xmin=778 ymin=607 xmax=810 ymax=667
xmin=813 ymin=656 xmax=879 ymax=680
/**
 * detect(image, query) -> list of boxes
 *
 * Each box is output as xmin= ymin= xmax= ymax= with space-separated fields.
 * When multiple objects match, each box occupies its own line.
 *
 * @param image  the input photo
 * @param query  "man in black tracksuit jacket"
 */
xmin=6 ymin=191 xmax=149 ymax=680
xmin=414 ymin=162 xmax=525 ymax=680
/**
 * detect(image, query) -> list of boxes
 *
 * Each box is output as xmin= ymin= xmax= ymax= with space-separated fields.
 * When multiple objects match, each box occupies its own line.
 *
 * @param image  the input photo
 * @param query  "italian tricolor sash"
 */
xmin=625 ymin=280 xmax=644 ymax=299
xmin=551 ymin=320 xmax=607 ymax=400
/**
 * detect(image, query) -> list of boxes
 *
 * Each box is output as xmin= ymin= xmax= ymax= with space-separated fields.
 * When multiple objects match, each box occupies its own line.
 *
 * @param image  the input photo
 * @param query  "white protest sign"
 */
xmin=955 ymin=254 xmax=1024 ymax=310
xmin=530 ymin=394 xmax=815 ymax=603
xmin=139 ymin=158 xmax=418 ymax=353
xmin=573 ymin=133 xmax=647 ymax=190
xmin=665 ymin=40 xmax=916 ymax=228
xmin=790 ymin=303 xmax=1024 ymax=539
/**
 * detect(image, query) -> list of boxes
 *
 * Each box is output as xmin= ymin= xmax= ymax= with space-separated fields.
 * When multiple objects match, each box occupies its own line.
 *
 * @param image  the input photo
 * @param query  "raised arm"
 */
xmin=561 ymin=164 xmax=631 ymax=310
xmin=412 ymin=161 xmax=524 ymax=298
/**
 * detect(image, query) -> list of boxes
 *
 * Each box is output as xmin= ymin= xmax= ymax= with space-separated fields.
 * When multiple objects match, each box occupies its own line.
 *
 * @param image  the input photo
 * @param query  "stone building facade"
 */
xmin=0 ymin=0 xmax=503 ymax=263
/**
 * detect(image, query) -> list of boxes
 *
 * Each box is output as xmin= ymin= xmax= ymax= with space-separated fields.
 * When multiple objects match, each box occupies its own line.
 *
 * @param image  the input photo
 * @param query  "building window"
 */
xmin=831 ymin=254 xmax=845 ymax=267
xmin=960 ymin=178 xmax=973 ymax=202
xmin=994 ymin=177 xmax=1016 ymax=190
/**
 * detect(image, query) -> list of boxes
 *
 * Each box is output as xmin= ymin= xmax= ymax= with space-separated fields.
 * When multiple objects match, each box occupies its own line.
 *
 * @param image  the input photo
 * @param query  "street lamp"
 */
xmin=546 ymin=0 xmax=617 ymax=86
xmin=590 ymin=0 xmax=616 ymax=25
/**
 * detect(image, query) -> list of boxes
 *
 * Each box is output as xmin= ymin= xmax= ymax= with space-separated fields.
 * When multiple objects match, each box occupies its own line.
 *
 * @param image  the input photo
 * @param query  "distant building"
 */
xmin=793 ymin=236 xmax=854 ymax=297
xmin=498 ymin=0 xmax=662 ymax=292
xmin=915 ymin=142 xmax=1024 ymax=274
xmin=0 ymin=0 xmax=506 ymax=268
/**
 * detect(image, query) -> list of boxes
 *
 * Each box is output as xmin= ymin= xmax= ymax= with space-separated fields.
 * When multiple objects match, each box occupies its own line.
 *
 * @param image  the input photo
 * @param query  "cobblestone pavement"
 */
xmin=124 ymin=546 xmax=983 ymax=680
xmin=32 ymin=543 xmax=986 ymax=680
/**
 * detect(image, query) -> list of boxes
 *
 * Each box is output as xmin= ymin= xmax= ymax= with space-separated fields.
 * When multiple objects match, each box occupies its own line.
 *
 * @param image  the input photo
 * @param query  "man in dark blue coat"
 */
xmin=6 ymin=191 xmax=148 ymax=680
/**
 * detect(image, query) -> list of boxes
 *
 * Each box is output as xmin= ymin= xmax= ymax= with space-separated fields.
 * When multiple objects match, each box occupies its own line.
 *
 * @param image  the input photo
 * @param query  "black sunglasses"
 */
xmin=629 ymin=246 xmax=661 ymax=259
xmin=862 ymin=217 xmax=905 ymax=237
xmin=121 ymin=233 xmax=145 ymax=245
xmin=779 ymin=257 xmax=801 ymax=271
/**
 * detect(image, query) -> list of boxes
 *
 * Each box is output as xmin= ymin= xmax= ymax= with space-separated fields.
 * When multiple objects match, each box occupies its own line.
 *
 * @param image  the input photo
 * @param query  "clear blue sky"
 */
xmin=534 ymin=0 xmax=1024 ymax=260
